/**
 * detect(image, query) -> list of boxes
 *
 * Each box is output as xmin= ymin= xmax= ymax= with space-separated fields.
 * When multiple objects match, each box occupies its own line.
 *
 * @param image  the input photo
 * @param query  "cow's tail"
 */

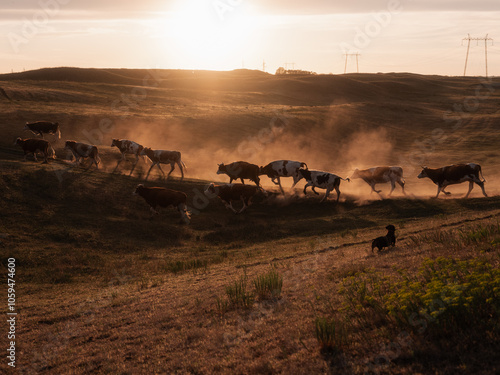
xmin=57 ymin=127 xmax=61 ymax=139
xmin=181 ymin=160 xmax=187 ymax=171
xmin=179 ymin=204 xmax=191 ymax=224
xmin=341 ymin=177 xmax=351 ymax=182
xmin=478 ymin=165 xmax=486 ymax=182
xmin=95 ymin=149 xmax=101 ymax=165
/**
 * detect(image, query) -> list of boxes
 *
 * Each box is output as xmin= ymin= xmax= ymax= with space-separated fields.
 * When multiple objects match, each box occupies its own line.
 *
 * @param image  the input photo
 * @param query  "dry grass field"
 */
xmin=0 ymin=68 xmax=499 ymax=374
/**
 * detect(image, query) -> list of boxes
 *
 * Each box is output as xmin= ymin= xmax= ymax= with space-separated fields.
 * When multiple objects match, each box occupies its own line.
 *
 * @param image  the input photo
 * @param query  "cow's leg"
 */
xmin=223 ymin=201 xmax=238 ymax=214
xmin=33 ymin=152 xmax=38 ymax=162
xmin=177 ymin=162 xmax=184 ymax=181
xmin=435 ymin=185 xmax=443 ymax=198
xmin=465 ymin=181 xmax=474 ymax=198
xmin=370 ymin=182 xmax=382 ymax=194
xmin=238 ymin=196 xmax=250 ymax=214
xmin=311 ymin=186 xmax=320 ymax=195
xmin=157 ymin=163 xmax=167 ymax=180
xmin=320 ymin=188 xmax=331 ymax=202
xmin=240 ymin=178 xmax=245 ymax=184
xmin=129 ymin=155 xmax=139 ymax=176
xmin=113 ymin=154 xmax=126 ymax=173
xmin=42 ymin=152 xmax=49 ymax=164
xmin=398 ymin=179 xmax=406 ymax=195
xmin=335 ymin=186 xmax=341 ymax=202
xmin=165 ymin=162 xmax=175 ymax=180
xmin=388 ymin=181 xmax=396 ymax=196
xmin=145 ymin=163 xmax=157 ymax=181
xmin=149 ymin=206 xmax=159 ymax=217
xmin=476 ymin=180 xmax=488 ymax=197
xmin=303 ymin=183 xmax=312 ymax=195
xmin=277 ymin=177 xmax=285 ymax=195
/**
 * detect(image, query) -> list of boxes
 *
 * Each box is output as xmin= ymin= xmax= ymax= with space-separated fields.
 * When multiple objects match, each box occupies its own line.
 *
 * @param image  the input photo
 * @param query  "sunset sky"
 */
xmin=1 ymin=0 xmax=499 ymax=76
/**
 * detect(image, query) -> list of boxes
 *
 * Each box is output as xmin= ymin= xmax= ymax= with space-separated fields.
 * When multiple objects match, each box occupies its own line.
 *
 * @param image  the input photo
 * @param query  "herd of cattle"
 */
xmin=14 ymin=121 xmax=489 ymax=224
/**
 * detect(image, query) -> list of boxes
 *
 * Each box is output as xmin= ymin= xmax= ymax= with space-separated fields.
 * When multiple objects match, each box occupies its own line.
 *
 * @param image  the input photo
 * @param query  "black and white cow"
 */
xmin=111 ymin=139 xmax=146 ymax=175
xmin=217 ymin=161 xmax=261 ymax=186
xmin=259 ymin=160 xmax=307 ymax=194
xmin=64 ymin=140 xmax=100 ymax=169
xmin=417 ymin=163 xmax=487 ymax=198
xmin=350 ymin=166 xmax=405 ymax=195
xmin=23 ymin=121 xmax=61 ymax=139
xmin=141 ymin=147 xmax=185 ymax=181
xmin=298 ymin=168 xmax=350 ymax=202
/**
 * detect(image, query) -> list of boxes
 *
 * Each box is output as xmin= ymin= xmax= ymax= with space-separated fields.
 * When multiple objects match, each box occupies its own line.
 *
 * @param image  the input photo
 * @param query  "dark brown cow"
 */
xmin=140 ymin=148 xmax=185 ymax=181
xmin=14 ymin=137 xmax=55 ymax=163
xmin=371 ymin=225 xmax=396 ymax=253
xmin=351 ymin=166 xmax=405 ymax=195
xmin=24 ymin=121 xmax=61 ymax=139
xmin=133 ymin=184 xmax=191 ymax=224
xmin=205 ymin=183 xmax=264 ymax=214
xmin=111 ymin=139 xmax=146 ymax=175
xmin=65 ymin=141 xmax=100 ymax=169
xmin=217 ymin=161 xmax=260 ymax=186
xmin=417 ymin=163 xmax=487 ymax=198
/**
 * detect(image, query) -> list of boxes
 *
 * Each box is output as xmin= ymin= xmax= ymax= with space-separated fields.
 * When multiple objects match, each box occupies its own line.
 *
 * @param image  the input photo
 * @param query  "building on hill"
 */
xmin=275 ymin=67 xmax=316 ymax=75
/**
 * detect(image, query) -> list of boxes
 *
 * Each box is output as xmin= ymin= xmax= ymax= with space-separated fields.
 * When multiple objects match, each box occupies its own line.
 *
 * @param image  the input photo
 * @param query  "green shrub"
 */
xmin=225 ymin=275 xmax=254 ymax=310
xmin=314 ymin=317 xmax=348 ymax=353
xmin=253 ymin=267 xmax=283 ymax=300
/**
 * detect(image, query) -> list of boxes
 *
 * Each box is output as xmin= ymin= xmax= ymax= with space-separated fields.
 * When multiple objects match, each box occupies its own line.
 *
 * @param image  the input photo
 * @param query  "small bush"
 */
xmin=253 ymin=267 xmax=283 ymax=300
xmin=225 ymin=275 xmax=254 ymax=310
xmin=314 ymin=317 xmax=348 ymax=353
xmin=166 ymin=259 xmax=208 ymax=274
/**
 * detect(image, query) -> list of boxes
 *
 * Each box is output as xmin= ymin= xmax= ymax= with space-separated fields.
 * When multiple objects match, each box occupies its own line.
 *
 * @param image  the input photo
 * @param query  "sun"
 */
xmin=166 ymin=0 xmax=258 ymax=70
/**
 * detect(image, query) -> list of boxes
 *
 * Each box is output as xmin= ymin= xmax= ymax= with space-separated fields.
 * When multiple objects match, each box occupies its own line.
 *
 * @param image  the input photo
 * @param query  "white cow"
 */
xmin=259 ymin=160 xmax=308 ymax=194
xmin=350 ymin=166 xmax=405 ymax=195
xmin=298 ymin=168 xmax=350 ymax=202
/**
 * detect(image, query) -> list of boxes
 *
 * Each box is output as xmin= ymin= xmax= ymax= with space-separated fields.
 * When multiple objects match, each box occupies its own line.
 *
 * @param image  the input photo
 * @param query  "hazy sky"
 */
xmin=1 ymin=0 xmax=499 ymax=75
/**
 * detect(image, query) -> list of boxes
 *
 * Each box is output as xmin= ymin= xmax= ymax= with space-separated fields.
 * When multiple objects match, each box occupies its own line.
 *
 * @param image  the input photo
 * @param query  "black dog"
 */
xmin=371 ymin=225 xmax=396 ymax=253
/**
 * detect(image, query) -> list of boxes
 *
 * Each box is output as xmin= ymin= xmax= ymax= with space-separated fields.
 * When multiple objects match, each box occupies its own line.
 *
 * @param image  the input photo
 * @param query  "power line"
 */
xmin=462 ymin=34 xmax=494 ymax=77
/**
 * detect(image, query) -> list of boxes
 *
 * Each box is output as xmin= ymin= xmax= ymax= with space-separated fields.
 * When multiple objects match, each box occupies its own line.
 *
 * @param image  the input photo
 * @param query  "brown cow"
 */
xmin=23 ymin=121 xmax=61 ymax=139
xmin=350 ymin=166 xmax=405 ymax=195
xmin=217 ymin=161 xmax=261 ymax=186
xmin=64 ymin=141 xmax=100 ymax=169
xmin=205 ymin=183 xmax=265 ymax=214
xmin=417 ymin=163 xmax=487 ymax=198
xmin=133 ymin=184 xmax=191 ymax=224
xmin=140 ymin=148 xmax=185 ymax=181
xmin=14 ymin=137 xmax=55 ymax=163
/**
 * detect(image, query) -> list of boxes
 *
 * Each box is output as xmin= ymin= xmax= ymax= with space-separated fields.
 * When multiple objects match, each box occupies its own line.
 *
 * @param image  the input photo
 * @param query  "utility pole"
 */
xmin=343 ymin=53 xmax=360 ymax=74
xmin=462 ymin=34 xmax=494 ymax=77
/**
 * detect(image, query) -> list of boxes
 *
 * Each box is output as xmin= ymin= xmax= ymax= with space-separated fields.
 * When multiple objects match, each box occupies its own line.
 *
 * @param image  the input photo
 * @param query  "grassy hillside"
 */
xmin=1 ymin=69 xmax=499 ymax=374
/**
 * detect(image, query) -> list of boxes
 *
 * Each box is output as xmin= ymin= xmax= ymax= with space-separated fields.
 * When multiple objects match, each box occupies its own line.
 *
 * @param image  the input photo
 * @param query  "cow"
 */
xmin=417 ymin=163 xmax=487 ymax=199
xmin=205 ymin=183 xmax=265 ymax=214
xmin=350 ymin=166 xmax=405 ymax=196
xmin=298 ymin=168 xmax=350 ymax=202
xmin=14 ymin=137 xmax=55 ymax=163
xmin=133 ymin=184 xmax=191 ymax=224
xmin=111 ymin=139 xmax=146 ymax=175
xmin=259 ymin=160 xmax=308 ymax=194
xmin=141 ymin=147 xmax=185 ymax=181
xmin=23 ymin=121 xmax=61 ymax=139
xmin=64 ymin=141 xmax=100 ymax=169
xmin=217 ymin=161 xmax=260 ymax=187
xmin=371 ymin=225 xmax=396 ymax=253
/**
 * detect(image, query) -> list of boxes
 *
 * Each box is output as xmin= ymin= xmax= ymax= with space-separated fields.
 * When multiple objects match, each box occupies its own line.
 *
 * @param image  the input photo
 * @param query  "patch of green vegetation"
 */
xmin=314 ymin=317 xmax=348 ymax=354
xmin=253 ymin=267 xmax=283 ymax=300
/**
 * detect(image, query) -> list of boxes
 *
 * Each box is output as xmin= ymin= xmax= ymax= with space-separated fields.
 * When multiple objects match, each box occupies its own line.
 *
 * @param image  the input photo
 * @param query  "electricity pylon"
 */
xmin=462 ymin=34 xmax=494 ymax=77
